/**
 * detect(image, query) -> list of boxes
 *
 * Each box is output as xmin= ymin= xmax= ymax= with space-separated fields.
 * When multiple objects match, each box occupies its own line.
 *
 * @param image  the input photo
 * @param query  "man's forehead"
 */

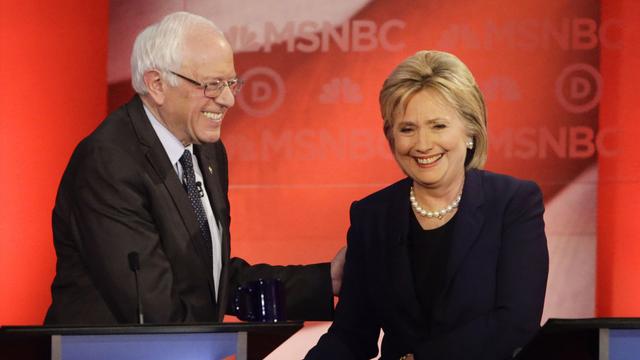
xmin=180 ymin=37 xmax=236 ymax=79
xmin=183 ymin=26 xmax=228 ymax=51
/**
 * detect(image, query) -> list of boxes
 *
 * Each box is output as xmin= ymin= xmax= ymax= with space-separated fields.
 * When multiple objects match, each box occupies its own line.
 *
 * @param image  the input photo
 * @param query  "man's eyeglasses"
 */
xmin=169 ymin=71 xmax=244 ymax=98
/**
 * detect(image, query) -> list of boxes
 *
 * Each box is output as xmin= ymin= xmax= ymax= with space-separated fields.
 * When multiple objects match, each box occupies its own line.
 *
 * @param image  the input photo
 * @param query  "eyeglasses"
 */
xmin=169 ymin=70 xmax=244 ymax=98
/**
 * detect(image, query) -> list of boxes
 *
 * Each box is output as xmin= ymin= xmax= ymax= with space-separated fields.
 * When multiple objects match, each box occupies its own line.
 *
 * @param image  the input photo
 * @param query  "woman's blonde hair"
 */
xmin=379 ymin=50 xmax=488 ymax=169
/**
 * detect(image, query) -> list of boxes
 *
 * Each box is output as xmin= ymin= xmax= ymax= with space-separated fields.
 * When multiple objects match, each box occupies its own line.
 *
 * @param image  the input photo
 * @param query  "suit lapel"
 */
xmin=194 ymin=145 xmax=228 ymax=229
xmin=384 ymin=179 xmax=427 ymax=333
xmin=194 ymin=144 xmax=231 ymax=318
xmin=440 ymin=169 xmax=485 ymax=295
xmin=126 ymin=96 xmax=217 ymax=299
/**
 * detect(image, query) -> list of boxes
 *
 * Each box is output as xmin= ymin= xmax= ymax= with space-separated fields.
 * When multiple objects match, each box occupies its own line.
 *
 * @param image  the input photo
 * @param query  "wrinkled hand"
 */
xmin=330 ymin=246 xmax=347 ymax=296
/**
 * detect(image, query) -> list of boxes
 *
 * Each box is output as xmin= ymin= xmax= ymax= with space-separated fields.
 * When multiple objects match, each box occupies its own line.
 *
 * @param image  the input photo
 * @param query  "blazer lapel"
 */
xmin=126 ymin=96 xmax=217 ymax=298
xmin=440 ymin=169 xmax=485 ymax=295
xmin=194 ymin=144 xmax=231 ymax=317
xmin=194 ymin=145 xmax=228 ymax=229
xmin=384 ymin=179 xmax=427 ymax=334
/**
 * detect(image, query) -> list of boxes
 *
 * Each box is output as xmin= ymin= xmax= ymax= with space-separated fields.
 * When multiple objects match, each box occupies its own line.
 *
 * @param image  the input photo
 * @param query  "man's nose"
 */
xmin=215 ymin=85 xmax=235 ymax=108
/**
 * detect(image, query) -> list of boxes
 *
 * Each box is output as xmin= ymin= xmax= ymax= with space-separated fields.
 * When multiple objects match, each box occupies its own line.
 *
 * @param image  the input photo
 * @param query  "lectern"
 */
xmin=516 ymin=318 xmax=640 ymax=360
xmin=0 ymin=322 xmax=302 ymax=360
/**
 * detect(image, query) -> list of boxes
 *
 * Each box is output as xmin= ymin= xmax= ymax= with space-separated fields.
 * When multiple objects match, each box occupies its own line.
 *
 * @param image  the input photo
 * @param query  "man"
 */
xmin=45 ymin=12 xmax=343 ymax=325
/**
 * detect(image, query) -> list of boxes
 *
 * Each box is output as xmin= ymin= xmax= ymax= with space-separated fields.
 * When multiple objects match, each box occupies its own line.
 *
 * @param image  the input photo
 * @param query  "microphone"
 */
xmin=127 ymin=252 xmax=145 ymax=325
xmin=196 ymin=181 xmax=204 ymax=198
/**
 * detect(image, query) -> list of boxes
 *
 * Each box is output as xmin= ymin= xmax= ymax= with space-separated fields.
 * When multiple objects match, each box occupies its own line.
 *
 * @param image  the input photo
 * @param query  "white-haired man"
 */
xmin=45 ymin=12 xmax=343 ymax=324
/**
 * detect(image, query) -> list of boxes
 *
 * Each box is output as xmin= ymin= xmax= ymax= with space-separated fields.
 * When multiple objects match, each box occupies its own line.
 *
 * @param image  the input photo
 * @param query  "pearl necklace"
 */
xmin=409 ymin=187 xmax=462 ymax=219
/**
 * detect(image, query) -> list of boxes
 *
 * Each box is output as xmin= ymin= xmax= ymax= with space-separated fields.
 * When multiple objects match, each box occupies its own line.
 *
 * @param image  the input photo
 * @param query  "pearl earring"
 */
xmin=466 ymin=139 xmax=474 ymax=150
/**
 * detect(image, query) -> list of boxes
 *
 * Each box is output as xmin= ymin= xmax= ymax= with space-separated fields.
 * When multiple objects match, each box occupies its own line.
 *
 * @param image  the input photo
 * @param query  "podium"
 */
xmin=516 ymin=318 xmax=640 ymax=360
xmin=0 ymin=322 xmax=302 ymax=360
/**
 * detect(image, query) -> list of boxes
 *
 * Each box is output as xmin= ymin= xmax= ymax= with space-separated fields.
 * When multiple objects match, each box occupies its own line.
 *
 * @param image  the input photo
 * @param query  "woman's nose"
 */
xmin=414 ymin=130 xmax=433 ymax=152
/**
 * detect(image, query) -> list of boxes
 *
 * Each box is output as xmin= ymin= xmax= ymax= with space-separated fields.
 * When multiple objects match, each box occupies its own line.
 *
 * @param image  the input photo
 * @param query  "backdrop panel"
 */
xmin=106 ymin=0 xmax=610 ymax=322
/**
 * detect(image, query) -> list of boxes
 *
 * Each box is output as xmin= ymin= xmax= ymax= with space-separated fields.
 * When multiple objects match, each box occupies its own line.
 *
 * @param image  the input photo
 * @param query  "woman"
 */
xmin=306 ymin=51 xmax=548 ymax=360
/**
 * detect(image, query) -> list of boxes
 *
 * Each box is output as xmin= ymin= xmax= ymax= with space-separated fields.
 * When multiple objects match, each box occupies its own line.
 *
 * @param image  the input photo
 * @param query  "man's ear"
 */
xmin=143 ymin=70 xmax=166 ymax=105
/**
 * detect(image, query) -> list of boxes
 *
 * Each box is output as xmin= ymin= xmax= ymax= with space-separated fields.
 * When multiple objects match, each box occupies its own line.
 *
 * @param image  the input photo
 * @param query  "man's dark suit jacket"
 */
xmin=45 ymin=96 xmax=333 ymax=325
xmin=306 ymin=170 xmax=549 ymax=360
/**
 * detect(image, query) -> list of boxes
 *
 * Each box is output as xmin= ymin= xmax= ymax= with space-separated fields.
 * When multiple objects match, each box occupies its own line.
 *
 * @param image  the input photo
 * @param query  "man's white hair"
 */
xmin=130 ymin=12 xmax=221 ymax=95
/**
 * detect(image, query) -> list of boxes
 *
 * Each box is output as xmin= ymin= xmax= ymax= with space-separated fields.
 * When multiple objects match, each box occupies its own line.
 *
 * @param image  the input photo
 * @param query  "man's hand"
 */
xmin=330 ymin=246 xmax=347 ymax=296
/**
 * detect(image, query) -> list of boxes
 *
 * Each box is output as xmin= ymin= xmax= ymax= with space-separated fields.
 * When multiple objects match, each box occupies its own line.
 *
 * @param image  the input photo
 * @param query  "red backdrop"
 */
xmin=597 ymin=0 xmax=640 ymax=316
xmin=0 ymin=0 xmax=108 ymax=324
xmin=0 ymin=0 xmax=639 ymax=325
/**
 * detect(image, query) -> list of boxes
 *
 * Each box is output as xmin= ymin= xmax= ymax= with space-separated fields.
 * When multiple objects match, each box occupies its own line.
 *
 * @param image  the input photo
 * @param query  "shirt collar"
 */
xmin=143 ymin=105 xmax=191 ymax=166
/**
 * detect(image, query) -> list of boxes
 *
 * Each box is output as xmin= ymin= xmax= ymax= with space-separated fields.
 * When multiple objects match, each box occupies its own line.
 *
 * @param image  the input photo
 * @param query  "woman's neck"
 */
xmin=412 ymin=176 xmax=465 ymax=210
